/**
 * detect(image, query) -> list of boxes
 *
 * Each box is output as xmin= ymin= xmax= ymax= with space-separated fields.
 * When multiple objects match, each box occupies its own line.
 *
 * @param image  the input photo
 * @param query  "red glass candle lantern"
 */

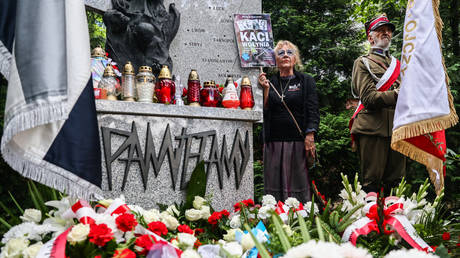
xmin=200 ymin=81 xmax=219 ymax=107
xmin=187 ymin=69 xmax=201 ymax=106
xmin=240 ymin=76 xmax=255 ymax=110
xmin=155 ymin=65 xmax=175 ymax=104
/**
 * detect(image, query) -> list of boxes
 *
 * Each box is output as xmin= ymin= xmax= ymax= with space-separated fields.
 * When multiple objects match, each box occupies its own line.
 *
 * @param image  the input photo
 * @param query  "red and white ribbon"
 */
xmin=342 ymin=193 xmax=432 ymax=252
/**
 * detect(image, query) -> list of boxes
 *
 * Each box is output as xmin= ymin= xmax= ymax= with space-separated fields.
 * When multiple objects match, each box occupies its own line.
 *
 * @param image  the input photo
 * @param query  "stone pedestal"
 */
xmin=96 ymin=100 xmax=262 ymax=210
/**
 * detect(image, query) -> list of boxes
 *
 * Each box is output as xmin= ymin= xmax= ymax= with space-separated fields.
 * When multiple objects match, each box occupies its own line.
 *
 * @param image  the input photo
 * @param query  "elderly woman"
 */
xmin=259 ymin=40 xmax=319 ymax=203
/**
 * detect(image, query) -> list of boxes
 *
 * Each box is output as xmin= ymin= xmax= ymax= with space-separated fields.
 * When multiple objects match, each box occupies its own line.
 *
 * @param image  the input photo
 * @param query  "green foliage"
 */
xmin=310 ymin=111 xmax=359 ymax=199
xmin=86 ymin=11 xmax=106 ymax=50
xmin=263 ymin=0 xmax=364 ymax=112
xmin=184 ymin=161 xmax=207 ymax=209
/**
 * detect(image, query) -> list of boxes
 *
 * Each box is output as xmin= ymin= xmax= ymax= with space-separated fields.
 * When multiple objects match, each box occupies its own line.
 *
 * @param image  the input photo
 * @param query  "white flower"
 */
xmin=161 ymin=212 xmax=179 ymax=231
xmin=223 ymin=229 xmax=243 ymax=242
xmin=182 ymin=249 xmax=201 ymax=258
xmin=222 ymin=242 xmax=243 ymax=257
xmin=193 ymin=196 xmax=207 ymax=210
xmin=339 ymin=242 xmax=372 ymax=258
xmin=67 ymin=223 xmax=90 ymax=245
xmin=127 ymin=204 xmax=145 ymax=214
xmin=281 ymin=240 xmax=342 ymax=258
xmin=20 ymin=209 xmax=42 ymax=223
xmin=285 ymin=197 xmax=300 ymax=208
xmin=282 ymin=224 xmax=293 ymax=237
xmin=1 ymin=222 xmax=63 ymax=244
xmin=143 ymin=208 xmax=161 ymax=223
xmin=258 ymin=206 xmax=273 ymax=220
xmin=241 ymin=233 xmax=255 ymax=251
xmin=384 ymin=248 xmax=438 ymax=258
xmin=262 ymin=195 xmax=277 ymax=207
xmin=166 ymin=205 xmax=180 ymax=217
xmin=229 ymin=215 xmax=241 ymax=229
xmin=178 ymin=233 xmax=197 ymax=249
xmin=185 ymin=209 xmax=202 ymax=221
xmin=0 ymin=237 xmax=29 ymax=258
xmin=304 ymin=201 xmax=319 ymax=215
xmin=22 ymin=241 xmax=43 ymax=258
xmin=199 ymin=206 xmax=211 ymax=219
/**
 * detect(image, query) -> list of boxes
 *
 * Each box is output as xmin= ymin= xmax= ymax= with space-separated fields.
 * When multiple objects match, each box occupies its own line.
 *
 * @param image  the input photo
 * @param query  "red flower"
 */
xmin=208 ymin=212 xmax=222 ymax=225
xmin=177 ymin=224 xmax=193 ymax=234
xmin=442 ymin=232 xmax=451 ymax=241
xmin=135 ymin=234 xmax=156 ymax=255
xmin=194 ymin=228 xmax=204 ymax=235
xmin=113 ymin=248 xmax=136 ymax=258
xmin=243 ymin=199 xmax=255 ymax=206
xmin=88 ymin=223 xmax=113 ymax=247
xmin=182 ymin=88 xmax=188 ymax=97
xmin=148 ymin=221 xmax=168 ymax=236
xmin=95 ymin=256 xmax=101 ymax=258
xmin=430 ymin=246 xmax=437 ymax=252
xmin=116 ymin=213 xmax=138 ymax=232
xmin=234 ymin=199 xmax=255 ymax=212
xmin=220 ymin=209 xmax=230 ymax=217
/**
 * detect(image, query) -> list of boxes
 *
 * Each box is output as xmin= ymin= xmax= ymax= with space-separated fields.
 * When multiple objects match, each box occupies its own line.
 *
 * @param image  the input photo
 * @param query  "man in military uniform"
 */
xmin=350 ymin=14 xmax=406 ymax=193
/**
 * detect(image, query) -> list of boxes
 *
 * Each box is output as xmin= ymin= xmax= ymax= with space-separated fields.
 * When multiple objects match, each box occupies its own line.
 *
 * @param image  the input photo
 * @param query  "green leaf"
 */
xmin=8 ymin=191 xmax=23 ymax=214
xmin=27 ymin=181 xmax=42 ymax=211
xmin=271 ymin=213 xmax=291 ymax=252
xmin=29 ymin=180 xmax=48 ymax=214
xmin=0 ymin=217 xmax=12 ymax=229
xmin=315 ymin=216 xmax=325 ymax=241
xmin=0 ymin=200 xmax=21 ymax=225
xmin=296 ymin=211 xmax=311 ymax=242
xmin=184 ymin=161 xmax=207 ymax=209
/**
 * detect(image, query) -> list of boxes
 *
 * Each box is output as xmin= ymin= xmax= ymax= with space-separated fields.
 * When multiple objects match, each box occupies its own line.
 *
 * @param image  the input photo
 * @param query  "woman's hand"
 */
xmin=258 ymin=72 xmax=270 ymax=90
xmin=304 ymin=132 xmax=315 ymax=158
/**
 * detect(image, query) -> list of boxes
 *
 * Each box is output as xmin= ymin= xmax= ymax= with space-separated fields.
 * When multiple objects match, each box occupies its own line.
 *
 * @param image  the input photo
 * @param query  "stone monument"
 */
xmin=85 ymin=0 xmax=263 ymax=210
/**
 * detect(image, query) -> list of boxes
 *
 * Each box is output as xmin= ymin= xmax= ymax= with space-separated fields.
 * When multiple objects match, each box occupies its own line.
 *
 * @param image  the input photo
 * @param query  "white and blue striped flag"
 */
xmin=0 ymin=0 xmax=102 ymax=199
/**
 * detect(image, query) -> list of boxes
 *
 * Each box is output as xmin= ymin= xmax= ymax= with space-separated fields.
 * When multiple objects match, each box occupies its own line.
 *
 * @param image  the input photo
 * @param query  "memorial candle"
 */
xmin=187 ymin=69 xmax=201 ymax=106
xmin=156 ymin=65 xmax=175 ymax=104
xmin=239 ymin=76 xmax=255 ymax=110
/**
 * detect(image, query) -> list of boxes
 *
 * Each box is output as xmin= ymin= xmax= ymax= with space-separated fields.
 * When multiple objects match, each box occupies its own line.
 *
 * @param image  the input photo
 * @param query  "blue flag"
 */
xmin=0 ymin=0 xmax=102 ymax=199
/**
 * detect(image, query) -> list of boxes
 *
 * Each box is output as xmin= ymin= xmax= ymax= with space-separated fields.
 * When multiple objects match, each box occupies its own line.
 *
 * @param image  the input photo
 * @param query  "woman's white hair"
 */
xmin=274 ymin=40 xmax=303 ymax=70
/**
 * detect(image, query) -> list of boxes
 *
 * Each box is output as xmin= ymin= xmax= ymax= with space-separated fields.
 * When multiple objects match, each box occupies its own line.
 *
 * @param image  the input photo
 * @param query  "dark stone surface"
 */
xmin=103 ymin=0 xmax=180 ymax=74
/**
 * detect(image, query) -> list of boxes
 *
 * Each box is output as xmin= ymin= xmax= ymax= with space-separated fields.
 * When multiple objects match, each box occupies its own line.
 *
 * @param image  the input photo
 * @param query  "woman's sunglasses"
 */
xmin=276 ymin=49 xmax=295 ymax=57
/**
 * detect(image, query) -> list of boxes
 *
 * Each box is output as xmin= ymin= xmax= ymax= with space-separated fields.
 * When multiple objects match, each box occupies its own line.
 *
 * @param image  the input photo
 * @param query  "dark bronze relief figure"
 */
xmin=103 ymin=0 xmax=180 ymax=74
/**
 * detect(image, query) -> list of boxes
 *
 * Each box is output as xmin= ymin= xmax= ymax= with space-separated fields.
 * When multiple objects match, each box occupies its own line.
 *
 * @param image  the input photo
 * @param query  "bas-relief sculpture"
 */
xmin=103 ymin=0 xmax=180 ymax=73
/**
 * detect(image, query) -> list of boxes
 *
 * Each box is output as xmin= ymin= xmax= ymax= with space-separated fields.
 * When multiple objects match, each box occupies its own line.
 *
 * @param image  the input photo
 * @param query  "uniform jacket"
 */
xmin=351 ymin=48 xmax=400 ymax=137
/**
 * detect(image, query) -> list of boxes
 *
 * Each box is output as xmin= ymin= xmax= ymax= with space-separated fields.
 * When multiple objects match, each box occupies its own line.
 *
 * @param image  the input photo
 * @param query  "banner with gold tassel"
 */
xmin=391 ymin=0 xmax=458 ymax=195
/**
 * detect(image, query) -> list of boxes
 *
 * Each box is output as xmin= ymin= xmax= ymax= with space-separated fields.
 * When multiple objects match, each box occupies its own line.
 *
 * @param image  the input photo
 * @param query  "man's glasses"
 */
xmin=276 ymin=49 xmax=295 ymax=57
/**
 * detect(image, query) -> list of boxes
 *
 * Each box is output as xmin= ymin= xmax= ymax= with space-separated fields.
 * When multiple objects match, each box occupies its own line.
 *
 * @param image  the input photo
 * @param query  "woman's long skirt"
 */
xmin=263 ymin=141 xmax=311 ymax=203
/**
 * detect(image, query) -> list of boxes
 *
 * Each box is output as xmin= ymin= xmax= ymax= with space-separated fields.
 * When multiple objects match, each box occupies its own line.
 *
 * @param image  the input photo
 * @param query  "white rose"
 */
xmin=181 ymin=249 xmax=201 ymax=258
xmin=1 ymin=237 xmax=29 ymax=258
xmin=285 ymin=197 xmax=300 ymax=209
xmin=22 ymin=242 xmax=43 ymax=258
xmin=222 ymin=242 xmax=243 ymax=257
xmin=193 ymin=196 xmax=207 ymax=210
xmin=178 ymin=233 xmax=197 ymax=249
xmin=67 ymin=223 xmax=90 ymax=245
xmin=185 ymin=209 xmax=202 ymax=221
xmin=161 ymin=213 xmax=179 ymax=231
xmin=20 ymin=209 xmax=42 ymax=223
xmin=223 ymin=229 xmax=242 ymax=242
xmin=143 ymin=209 xmax=161 ymax=223
xmin=282 ymin=224 xmax=293 ymax=237
xmin=166 ymin=205 xmax=180 ymax=217
xmin=261 ymin=195 xmax=277 ymax=207
xmin=229 ymin=215 xmax=241 ymax=229
xmin=241 ymin=233 xmax=255 ymax=251
xmin=199 ymin=206 xmax=211 ymax=219
xmin=258 ymin=206 xmax=273 ymax=220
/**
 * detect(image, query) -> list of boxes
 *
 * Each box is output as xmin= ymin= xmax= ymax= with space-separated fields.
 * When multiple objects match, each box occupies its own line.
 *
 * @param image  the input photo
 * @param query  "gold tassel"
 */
xmin=391 ymin=140 xmax=444 ymax=195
